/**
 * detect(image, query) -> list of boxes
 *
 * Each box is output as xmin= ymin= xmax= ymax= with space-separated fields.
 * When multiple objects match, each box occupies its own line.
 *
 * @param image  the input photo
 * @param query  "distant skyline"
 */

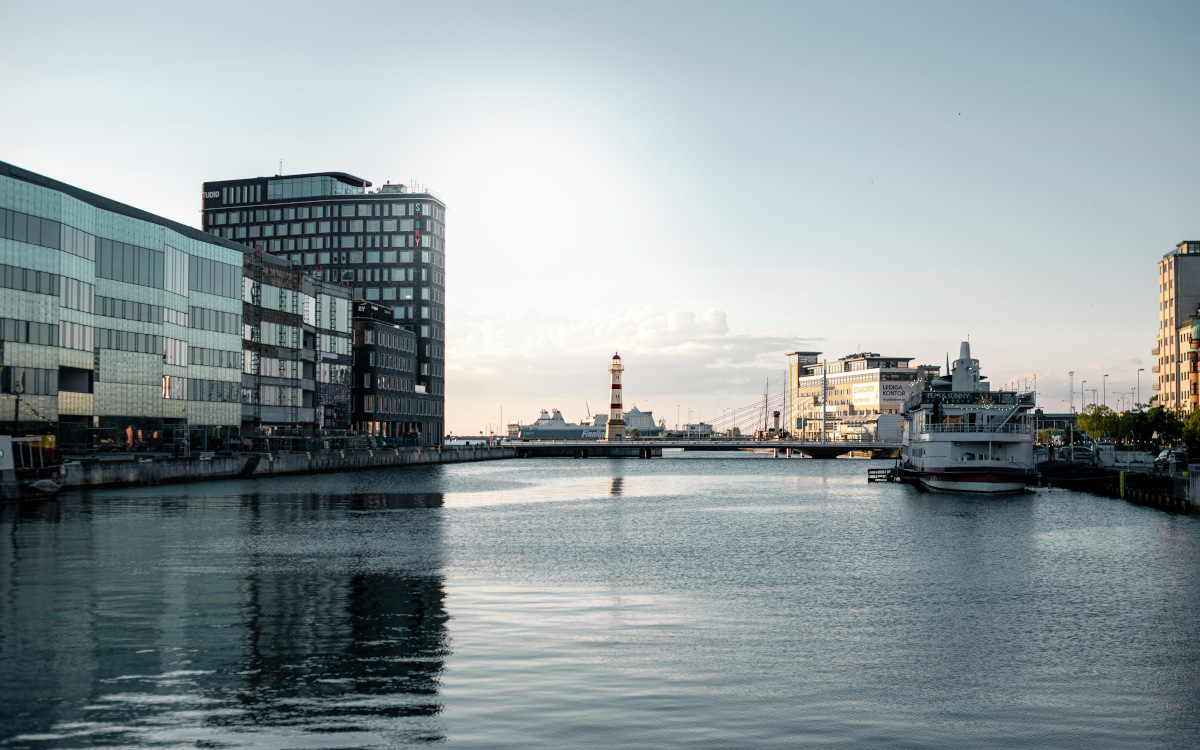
xmin=3 ymin=0 xmax=1198 ymax=432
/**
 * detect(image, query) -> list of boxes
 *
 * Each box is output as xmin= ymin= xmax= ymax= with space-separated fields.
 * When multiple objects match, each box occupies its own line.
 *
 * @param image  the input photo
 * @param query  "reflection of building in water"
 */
xmin=0 ymin=491 xmax=452 ymax=745
xmin=230 ymin=492 xmax=449 ymax=737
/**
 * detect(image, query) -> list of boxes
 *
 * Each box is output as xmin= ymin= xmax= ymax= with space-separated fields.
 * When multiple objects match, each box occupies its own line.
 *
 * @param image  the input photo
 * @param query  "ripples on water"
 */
xmin=3 ymin=454 xmax=1200 ymax=749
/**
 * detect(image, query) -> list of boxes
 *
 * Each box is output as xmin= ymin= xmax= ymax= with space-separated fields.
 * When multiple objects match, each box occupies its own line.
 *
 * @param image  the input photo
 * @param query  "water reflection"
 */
xmin=0 ymin=490 xmax=449 ymax=747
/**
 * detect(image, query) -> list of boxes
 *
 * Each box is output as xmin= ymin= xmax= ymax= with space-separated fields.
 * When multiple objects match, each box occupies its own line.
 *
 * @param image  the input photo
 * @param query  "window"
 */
xmin=400 ymin=287 xmax=414 ymax=300
xmin=383 ymin=220 xmax=397 ymax=232
xmin=319 ymin=221 xmax=331 ymax=233
xmin=382 ymin=287 xmax=396 ymax=300
xmin=350 ymin=220 xmax=363 ymax=233
xmin=399 ymin=251 xmax=412 ymax=263
xmin=358 ymin=204 xmax=372 ymax=217
xmin=341 ymin=205 xmax=355 ymax=217
xmin=366 ymin=251 xmax=380 ymax=263
xmin=340 ymin=236 xmax=354 ymax=248
xmin=383 ymin=251 xmax=396 ymax=263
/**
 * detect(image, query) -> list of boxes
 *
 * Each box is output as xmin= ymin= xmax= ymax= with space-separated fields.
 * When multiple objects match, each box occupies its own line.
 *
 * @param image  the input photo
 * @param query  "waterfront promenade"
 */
xmin=54 ymin=445 xmax=514 ymax=491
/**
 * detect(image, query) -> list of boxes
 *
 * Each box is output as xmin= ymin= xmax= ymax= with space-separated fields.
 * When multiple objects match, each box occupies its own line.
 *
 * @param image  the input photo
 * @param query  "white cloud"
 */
xmin=446 ymin=305 xmax=817 ymax=433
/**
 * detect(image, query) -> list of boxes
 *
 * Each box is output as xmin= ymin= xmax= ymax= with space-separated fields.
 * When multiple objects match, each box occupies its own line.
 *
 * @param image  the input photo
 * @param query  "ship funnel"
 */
xmin=959 ymin=341 xmax=971 ymax=361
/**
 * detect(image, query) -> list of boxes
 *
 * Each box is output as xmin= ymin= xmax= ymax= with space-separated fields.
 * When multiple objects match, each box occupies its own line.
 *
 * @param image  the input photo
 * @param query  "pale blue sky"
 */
xmin=3 ymin=1 xmax=1197 ymax=431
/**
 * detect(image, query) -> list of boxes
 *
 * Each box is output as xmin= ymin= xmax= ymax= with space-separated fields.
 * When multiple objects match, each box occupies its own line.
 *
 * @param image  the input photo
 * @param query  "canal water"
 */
xmin=3 ymin=454 xmax=1200 ymax=749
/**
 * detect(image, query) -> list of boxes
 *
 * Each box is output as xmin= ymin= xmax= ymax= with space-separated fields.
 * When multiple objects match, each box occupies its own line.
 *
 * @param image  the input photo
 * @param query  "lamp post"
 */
xmin=1103 ymin=374 xmax=1109 ymax=409
xmin=1082 ymin=380 xmax=1087 ymax=410
xmin=1138 ymin=368 xmax=1143 ymax=409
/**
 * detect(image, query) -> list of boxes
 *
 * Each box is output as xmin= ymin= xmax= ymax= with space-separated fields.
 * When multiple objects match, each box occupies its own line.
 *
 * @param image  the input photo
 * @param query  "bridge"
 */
xmin=504 ymin=437 xmax=900 ymax=459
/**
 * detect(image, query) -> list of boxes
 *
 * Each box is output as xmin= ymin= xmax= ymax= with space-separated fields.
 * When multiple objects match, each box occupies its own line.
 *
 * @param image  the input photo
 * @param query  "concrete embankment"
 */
xmin=1040 ymin=462 xmax=1195 ymax=513
xmin=59 ymin=445 xmax=516 ymax=491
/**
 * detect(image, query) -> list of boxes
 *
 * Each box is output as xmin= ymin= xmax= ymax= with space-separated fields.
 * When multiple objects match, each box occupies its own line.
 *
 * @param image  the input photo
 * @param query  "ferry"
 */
xmin=898 ymin=342 xmax=1036 ymax=492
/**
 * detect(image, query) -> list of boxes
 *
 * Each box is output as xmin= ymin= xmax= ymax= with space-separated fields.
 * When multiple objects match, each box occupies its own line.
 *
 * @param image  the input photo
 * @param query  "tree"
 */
xmin=1183 ymin=409 xmax=1200 ymax=453
xmin=628 ymin=428 xmax=640 ymax=438
xmin=1077 ymin=404 xmax=1118 ymax=440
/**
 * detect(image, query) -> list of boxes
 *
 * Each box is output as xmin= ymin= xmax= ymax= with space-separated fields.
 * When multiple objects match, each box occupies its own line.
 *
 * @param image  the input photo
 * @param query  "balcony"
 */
xmin=1152 ymin=364 xmax=1160 ymax=373
xmin=920 ymin=422 xmax=1032 ymax=435
xmin=1152 ymin=346 xmax=1160 ymax=356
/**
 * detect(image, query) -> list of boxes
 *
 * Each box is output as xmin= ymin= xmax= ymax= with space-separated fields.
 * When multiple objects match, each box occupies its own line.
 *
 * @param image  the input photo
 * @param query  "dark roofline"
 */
xmin=204 ymin=172 xmax=372 ymax=188
xmin=0 ymin=160 xmax=249 ymax=256
xmin=838 ymin=354 xmax=915 ymax=362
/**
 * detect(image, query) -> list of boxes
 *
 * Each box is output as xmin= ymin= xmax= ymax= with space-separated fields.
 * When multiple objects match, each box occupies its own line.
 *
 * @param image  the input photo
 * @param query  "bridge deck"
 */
xmin=504 ymin=439 xmax=899 ymax=450
xmin=503 ymin=439 xmax=900 ymax=459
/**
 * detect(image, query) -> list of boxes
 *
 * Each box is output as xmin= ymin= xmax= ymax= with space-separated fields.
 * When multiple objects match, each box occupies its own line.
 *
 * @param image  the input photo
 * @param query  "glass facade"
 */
xmin=267 ymin=175 xmax=364 ymax=201
xmin=0 ymin=161 xmax=244 ymax=452
xmin=202 ymin=174 xmax=446 ymax=444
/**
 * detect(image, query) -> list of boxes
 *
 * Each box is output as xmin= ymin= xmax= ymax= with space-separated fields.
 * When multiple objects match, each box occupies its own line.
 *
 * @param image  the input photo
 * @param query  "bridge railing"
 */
xmin=502 ymin=436 xmax=900 ymax=446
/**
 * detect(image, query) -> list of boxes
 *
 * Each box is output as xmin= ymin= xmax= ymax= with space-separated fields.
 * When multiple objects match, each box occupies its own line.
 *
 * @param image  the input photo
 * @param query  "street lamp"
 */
xmin=1137 ymin=368 xmax=1143 ymax=409
xmin=1081 ymin=380 xmax=1087 ymax=409
xmin=1103 ymin=374 xmax=1109 ymax=409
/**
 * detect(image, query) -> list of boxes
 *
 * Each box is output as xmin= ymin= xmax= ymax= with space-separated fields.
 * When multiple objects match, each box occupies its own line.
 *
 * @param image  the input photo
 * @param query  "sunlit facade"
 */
xmin=0 ymin=161 xmax=243 ymax=451
xmin=1154 ymin=241 xmax=1200 ymax=414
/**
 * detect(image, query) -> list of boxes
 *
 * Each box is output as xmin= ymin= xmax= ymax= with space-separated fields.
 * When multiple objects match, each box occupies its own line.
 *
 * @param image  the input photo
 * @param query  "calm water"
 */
xmin=3 ymin=454 xmax=1200 ymax=749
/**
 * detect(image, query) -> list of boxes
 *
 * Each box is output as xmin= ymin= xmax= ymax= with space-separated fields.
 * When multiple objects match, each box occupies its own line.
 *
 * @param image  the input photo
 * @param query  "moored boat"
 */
xmin=899 ymin=342 xmax=1036 ymax=493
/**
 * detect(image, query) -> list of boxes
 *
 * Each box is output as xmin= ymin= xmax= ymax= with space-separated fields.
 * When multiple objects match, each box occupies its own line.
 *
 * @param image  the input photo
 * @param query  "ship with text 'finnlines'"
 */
xmin=898 ymin=342 xmax=1036 ymax=493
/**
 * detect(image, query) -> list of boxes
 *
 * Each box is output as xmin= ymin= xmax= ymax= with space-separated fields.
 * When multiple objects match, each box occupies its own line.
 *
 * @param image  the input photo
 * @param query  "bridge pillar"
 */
xmin=773 ymin=448 xmax=779 ymax=458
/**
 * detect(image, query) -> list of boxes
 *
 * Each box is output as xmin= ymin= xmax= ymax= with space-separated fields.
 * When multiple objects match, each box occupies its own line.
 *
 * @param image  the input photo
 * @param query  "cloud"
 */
xmin=446 ymin=305 xmax=818 ymax=432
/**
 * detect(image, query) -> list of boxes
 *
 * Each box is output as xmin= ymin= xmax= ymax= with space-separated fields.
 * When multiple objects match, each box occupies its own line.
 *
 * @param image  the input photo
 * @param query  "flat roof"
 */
xmin=1 ymin=160 xmax=249 ymax=255
xmin=204 ymin=171 xmax=372 ymax=188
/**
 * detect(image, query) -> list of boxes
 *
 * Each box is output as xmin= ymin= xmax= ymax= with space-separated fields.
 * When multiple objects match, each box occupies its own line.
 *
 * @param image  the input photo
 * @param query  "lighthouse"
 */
xmin=605 ymin=353 xmax=626 ymax=440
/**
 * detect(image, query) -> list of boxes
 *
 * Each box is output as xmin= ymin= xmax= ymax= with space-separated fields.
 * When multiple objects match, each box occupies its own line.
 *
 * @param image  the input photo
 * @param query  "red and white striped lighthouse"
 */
xmin=605 ymin=352 xmax=626 ymax=440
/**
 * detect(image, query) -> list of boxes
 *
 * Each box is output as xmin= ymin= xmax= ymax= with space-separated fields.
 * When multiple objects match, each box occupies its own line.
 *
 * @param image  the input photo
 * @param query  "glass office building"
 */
xmin=0 ymin=161 xmax=244 ymax=451
xmin=201 ymin=172 xmax=445 ymax=444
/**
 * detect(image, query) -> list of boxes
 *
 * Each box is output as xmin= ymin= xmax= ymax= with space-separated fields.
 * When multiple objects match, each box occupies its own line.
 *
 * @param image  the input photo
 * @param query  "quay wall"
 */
xmin=1042 ymin=468 xmax=1196 ymax=514
xmin=59 ymin=446 xmax=516 ymax=491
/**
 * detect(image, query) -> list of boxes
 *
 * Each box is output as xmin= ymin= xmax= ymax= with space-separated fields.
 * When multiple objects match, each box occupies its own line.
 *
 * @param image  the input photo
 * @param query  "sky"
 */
xmin=3 ymin=0 xmax=1198 ymax=434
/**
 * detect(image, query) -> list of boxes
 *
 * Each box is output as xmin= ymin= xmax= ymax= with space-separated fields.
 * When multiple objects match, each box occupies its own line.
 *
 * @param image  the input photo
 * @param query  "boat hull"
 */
xmin=919 ymin=474 xmax=1031 ymax=493
xmin=903 ymin=467 xmax=1035 ymax=493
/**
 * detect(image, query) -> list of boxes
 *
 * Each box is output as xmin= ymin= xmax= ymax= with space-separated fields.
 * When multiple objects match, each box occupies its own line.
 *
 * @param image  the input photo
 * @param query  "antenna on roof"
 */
xmin=278 ymin=159 xmax=282 ymax=176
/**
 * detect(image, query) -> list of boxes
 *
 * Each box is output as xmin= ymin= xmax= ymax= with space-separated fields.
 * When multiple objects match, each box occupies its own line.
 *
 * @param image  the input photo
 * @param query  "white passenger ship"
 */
xmin=899 ymin=342 xmax=1036 ymax=492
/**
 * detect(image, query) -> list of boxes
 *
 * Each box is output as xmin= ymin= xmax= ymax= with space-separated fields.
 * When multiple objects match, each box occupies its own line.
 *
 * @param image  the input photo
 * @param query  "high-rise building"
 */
xmin=200 ymin=172 xmax=446 ymax=443
xmin=0 ymin=160 xmax=244 ymax=452
xmin=1154 ymin=241 xmax=1200 ymax=413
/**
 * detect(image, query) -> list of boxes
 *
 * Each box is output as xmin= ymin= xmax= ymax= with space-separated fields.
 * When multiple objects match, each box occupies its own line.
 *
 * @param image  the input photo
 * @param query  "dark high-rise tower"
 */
xmin=200 ymin=172 xmax=446 ymax=443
